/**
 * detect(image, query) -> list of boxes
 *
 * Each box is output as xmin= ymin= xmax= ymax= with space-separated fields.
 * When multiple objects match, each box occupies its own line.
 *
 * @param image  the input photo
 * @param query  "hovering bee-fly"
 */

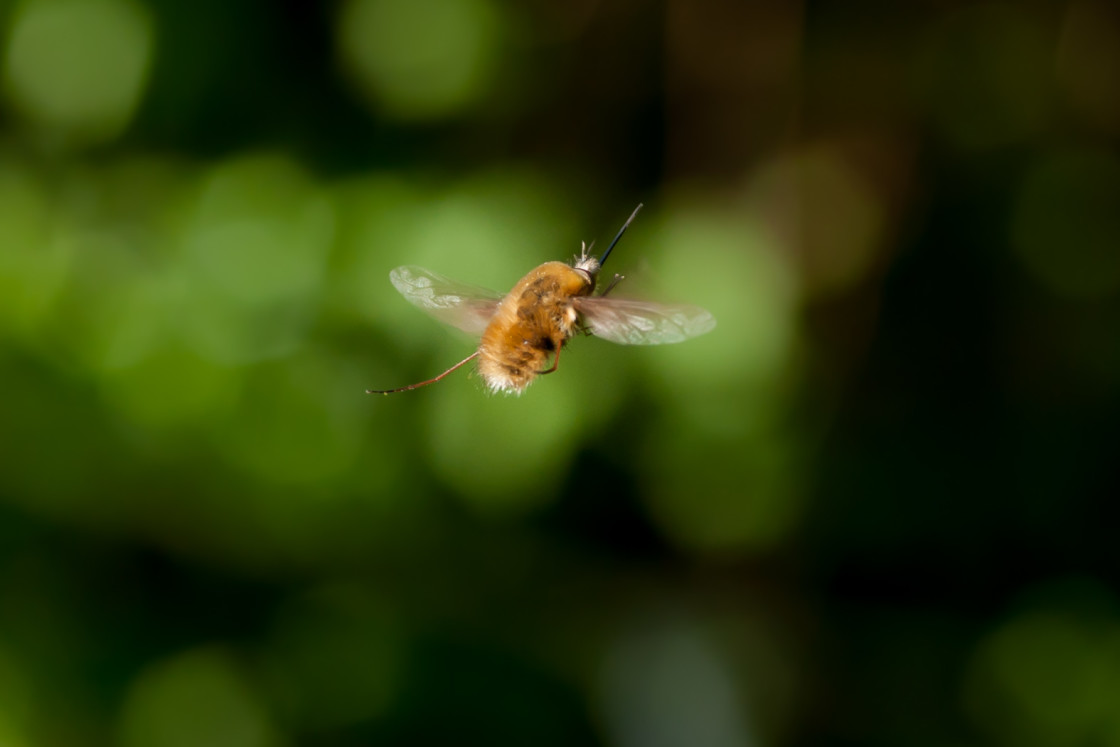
xmin=368 ymin=204 xmax=716 ymax=395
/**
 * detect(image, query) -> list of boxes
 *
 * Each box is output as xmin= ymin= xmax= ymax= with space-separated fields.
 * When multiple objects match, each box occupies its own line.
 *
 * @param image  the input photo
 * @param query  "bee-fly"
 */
xmin=368 ymin=204 xmax=715 ymax=395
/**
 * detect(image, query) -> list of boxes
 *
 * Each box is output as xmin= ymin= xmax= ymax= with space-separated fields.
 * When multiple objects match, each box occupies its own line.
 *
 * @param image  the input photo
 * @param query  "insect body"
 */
xmin=477 ymin=260 xmax=593 ymax=392
xmin=368 ymin=205 xmax=715 ymax=395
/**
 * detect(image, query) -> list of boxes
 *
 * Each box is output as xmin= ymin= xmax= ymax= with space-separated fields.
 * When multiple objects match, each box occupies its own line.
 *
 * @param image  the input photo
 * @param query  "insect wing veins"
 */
xmin=574 ymin=296 xmax=716 ymax=345
xmin=389 ymin=265 xmax=502 ymax=336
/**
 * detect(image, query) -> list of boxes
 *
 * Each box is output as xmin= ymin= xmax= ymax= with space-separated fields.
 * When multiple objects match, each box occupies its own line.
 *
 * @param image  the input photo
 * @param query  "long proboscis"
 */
xmin=598 ymin=203 xmax=643 ymax=268
xmin=366 ymin=351 xmax=480 ymax=394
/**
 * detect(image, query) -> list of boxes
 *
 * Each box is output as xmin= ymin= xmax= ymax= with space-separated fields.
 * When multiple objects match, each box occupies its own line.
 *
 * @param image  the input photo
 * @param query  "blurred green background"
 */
xmin=2 ymin=0 xmax=1119 ymax=745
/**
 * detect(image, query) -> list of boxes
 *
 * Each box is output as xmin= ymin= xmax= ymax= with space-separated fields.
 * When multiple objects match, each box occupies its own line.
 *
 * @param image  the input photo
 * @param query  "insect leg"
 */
xmin=600 ymin=273 xmax=625 ymax=297
xmin=366 ymin=351 xmax=480 ymax=394
xmin=539 ymin=341 xmax=562 ymax=375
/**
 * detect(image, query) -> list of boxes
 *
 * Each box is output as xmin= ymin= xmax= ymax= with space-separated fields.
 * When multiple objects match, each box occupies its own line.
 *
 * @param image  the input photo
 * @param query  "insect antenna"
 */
xmin=597 ymin=203 xmax=644 ymax=267
xmin=366 ymin=351 xmax=480 ymax=395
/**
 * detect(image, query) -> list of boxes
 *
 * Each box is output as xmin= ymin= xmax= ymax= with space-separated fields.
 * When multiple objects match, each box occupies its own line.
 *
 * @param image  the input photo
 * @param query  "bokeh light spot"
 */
xmin=0 ymin=163 xmax=67 ymax=336
xmin=336 ymin=0 xmax=500 ymax=120
xmin=178 ymin=154 xmax=334 ymax=363
xmin=912 ymin=4 xmax=1052 ymax=149
xmin=1011 ymin=148 xmax=1120 ymax=299
xmin=328 ymin=174 xmax=428 ymax=335
xmin=750 ymin=145 xmax=886 ymax=298
xmin=964 ymin=610 xmax=1120 ymax=746
xmin=414 ymin=330 xmax=623 ymax=515
xmin=599 ymin=617 xmax=756 ymax=747
xmin=422 ymin=370 xmax=585 ymax=514
xmin=1057 ymin=1 xmax=1120 ymax=131
xmin=646 ymin=204 xmax=796 ymax=395
xmin=643 ymin=433 xmax=803 ymax=555
xmin=117 ymin=647 xmax=282 ymax=747
xmin=99 ymin=344 xmax=240 ymax=430
xmin=2 ymin=0 xmax=153 ymax=142
xmin=0 ymin=644 xmax=33 ymax=747
xmin=213 ymin=355 xmax=365 ymax=487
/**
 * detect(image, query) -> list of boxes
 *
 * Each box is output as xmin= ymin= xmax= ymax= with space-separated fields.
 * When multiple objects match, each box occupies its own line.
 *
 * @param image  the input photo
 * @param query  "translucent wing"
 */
xmin=573 ymin=296 xmax=716 ymax=345
xmin=389 ymin=265 xmax=502 ymax=336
